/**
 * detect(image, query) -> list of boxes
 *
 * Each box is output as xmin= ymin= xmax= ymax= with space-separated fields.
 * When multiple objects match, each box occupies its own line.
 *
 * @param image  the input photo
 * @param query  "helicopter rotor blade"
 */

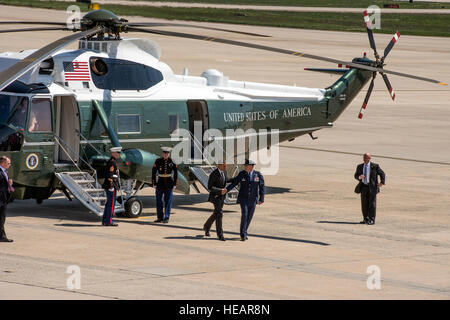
xmin=358 ymin=73 xmax=376 ymax=119
xmin=381 ymin=73 xmax=396 ymax=101
xmin=126 ymin=22 xmax=270 ymax=38
xmin=363 ymin=10 xmax=378 ymax=59
xmin=383 ymin=31 xmax=400 ymax=60
xmin=128 ymin=26 xmax=447 ymax=86
xmin=0 ymin=21 xmax=67 ymax=26
xmin=128 ymin=27 xmax=380 ymax=71
xmin=0 ymin=26 xmax=102 ymax=92
xmin=0 ymin=27 xmax=71 ymax=34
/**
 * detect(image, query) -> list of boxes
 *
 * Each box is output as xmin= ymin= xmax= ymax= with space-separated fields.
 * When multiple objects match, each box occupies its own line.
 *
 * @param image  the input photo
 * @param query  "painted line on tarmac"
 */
xmin=280 ymin=145 xmax=450 ymax=166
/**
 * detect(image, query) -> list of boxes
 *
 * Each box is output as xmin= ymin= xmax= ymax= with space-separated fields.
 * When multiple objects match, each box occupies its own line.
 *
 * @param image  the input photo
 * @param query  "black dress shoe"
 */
xmin=367 ymin=220 xmax=375 ymax=225
xmin=163 ymin=219 xmax=169 ymax=224
xmin=0 ymin=238 xmax=13 ymax=242
xmin=240 ymin=237 xmax=246 ymax=241
xmin=360 ymin=220 xmax=367 ymax=224
xmin=154 ymin=219 xmax=163 ymax=223
xmin=218 ymin=237 xmax=226 ymax=241
xmin=203 ymin=227 xmax=210 ymax=237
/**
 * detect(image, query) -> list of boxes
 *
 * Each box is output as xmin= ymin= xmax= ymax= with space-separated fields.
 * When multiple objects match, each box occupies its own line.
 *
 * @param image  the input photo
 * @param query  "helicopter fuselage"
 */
xmin=0 ymin=38 xmax=372 ymax=201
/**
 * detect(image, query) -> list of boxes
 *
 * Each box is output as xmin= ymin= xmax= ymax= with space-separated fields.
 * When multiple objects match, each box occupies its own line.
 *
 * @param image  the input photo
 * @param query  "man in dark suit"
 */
xmin=203 ymin=161 xmax=228 ymax=241
xmin=0 ymin=156 xmax=14 ymax=242
xmin=354 ymin=153 xmax=385 ymax=225
xmin=226 ymin=159 xmax=265 ymax=241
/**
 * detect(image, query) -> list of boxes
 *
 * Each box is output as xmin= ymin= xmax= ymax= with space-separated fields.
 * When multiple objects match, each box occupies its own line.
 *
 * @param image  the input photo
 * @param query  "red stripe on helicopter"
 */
xmin=392 ymin=32 xmax=400 ymax=43
xmin=363 ymin=10 xmax=371 ymax=28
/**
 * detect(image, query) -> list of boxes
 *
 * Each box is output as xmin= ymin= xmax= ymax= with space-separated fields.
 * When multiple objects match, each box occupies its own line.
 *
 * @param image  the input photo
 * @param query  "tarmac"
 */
xmin=0 ymin=5 xmax=449 ymax=299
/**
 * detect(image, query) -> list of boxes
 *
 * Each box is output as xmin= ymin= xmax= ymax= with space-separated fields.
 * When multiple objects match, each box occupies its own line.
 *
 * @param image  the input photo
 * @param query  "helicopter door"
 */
xmin=53 ymin=96 xmax=80 ymax=164
xmin=187 ymin=100 xmax=209 ymax=160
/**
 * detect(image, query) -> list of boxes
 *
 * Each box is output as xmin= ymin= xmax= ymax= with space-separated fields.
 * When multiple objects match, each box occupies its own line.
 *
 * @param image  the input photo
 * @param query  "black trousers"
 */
xmin=0 ymin=204 xmax=7 ymax=239
xmin=360 ymin=185 xmax=377 ymax=222
xmin=204 ymin=198 xmax=224 ymax=238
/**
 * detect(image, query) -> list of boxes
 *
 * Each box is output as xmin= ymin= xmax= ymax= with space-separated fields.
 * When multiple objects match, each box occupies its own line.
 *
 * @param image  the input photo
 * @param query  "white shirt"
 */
xmin=0 ymin=166 xmax=8 ymax=181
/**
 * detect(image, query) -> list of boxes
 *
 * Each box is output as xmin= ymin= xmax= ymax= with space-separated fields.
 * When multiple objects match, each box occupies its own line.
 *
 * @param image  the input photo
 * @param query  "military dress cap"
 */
xmin=244 ymin=159 xmax=256 ymax=165
xmin=110 ymin=146 xmax=122 ymax=153
xmin=161 ymin=146 xmax=172 ymax=153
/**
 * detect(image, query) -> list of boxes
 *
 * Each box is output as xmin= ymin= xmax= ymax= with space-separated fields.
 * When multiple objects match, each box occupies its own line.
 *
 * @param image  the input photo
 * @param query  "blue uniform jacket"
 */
xmin=226 ymin=170 xmax=265 ymax=204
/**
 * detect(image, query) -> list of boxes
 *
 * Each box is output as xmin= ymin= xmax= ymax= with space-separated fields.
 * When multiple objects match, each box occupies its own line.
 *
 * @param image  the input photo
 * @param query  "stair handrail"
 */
xmin=203 ymin=131 xmax=240 ymax=177
xmin=75 ymin=129 xmax=104 ymax=157
xmin=54 ymin=134 xmax=99 ymax=188
xmin=188 ymin=131 xmax=215 ymax=168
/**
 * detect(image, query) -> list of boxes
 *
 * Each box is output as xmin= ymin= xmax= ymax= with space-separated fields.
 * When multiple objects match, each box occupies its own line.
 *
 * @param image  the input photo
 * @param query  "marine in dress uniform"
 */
xmin=354 ymin=153 xmax=385 ymax=225
xmin=203 ymin=161 xmax=228 ymax=241
xmin=101 ymin=147 xmax=121 ymax=227
xmin=226 ymin=159 xmax=265 ymax=241
xmin=152 ymin=147 xmax=178 ymax=223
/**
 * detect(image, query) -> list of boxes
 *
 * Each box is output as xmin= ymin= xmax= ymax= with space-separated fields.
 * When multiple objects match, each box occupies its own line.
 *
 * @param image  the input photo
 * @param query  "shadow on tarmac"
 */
xmin=316 ymin=221 xmax=361 ymax=225
xmin=115 ymin=219 xmax=330 ymax=246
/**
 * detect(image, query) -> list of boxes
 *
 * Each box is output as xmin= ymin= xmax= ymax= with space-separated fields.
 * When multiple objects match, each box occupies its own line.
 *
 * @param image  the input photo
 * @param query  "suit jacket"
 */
xmin=354 ymin=162 xmax=385 ymax=194
xmin=227 ymin=170 xmax=265 ymax=204
xmin=208 ymin=168 xmax=227 ymax=203
xmin=0 ymin=170 xmax=11 ymax=206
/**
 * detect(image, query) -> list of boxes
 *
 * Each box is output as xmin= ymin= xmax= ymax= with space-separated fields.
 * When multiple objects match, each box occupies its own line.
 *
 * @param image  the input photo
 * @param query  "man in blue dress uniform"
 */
xmin=226 ymin=159 xmax=265 ymax=241
xmin=152 ymin=147 xmax=178 ymax=223
xmin=101 ymin=147 xmax=121 ymax=227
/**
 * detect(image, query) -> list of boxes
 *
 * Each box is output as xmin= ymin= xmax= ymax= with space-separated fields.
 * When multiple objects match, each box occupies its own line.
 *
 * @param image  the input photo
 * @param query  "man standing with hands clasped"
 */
xmin=0 ymin=156 xmax=14 ymax=242
xmin=101 ymin=147 xmax=121 ymax=227
xmin=152 ymin=147 xmax=178 ymax=223
xmin=226 ymin=159 xmax=265 ymax=241
xmin=354 ymin=153 xmax=385 ymax=225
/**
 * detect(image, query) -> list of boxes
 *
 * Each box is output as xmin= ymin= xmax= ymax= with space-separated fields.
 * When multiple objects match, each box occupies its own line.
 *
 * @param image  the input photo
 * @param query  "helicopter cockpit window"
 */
xmin=28 ymin=98 xmax=52 ymax=132
xmin=90 ymin=57 xmax=163 ymax=91
xmin=0 ymin=94 xmax=27 ymax=151
xmin=0 ymin=94 xmax=29 ymax=130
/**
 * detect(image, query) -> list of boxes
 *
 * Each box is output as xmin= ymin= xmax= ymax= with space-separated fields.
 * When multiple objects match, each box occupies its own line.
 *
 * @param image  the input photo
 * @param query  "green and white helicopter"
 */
xmin=0 ymin=9 xmax=446 ymax=218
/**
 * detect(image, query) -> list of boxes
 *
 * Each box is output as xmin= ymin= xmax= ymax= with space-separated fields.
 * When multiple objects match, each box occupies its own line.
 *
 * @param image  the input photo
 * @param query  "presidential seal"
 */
xmin=25 ymin=153 xmax=39 ymax=170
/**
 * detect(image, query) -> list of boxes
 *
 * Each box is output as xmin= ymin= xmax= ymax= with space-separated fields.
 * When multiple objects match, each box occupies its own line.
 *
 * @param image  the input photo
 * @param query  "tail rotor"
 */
xmin=358 ymin=11 xmax=401 ymax=118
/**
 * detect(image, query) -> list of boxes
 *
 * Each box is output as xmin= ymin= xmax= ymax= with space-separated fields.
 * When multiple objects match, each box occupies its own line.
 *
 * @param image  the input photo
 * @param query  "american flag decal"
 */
xmin=63 ymin=61 xmax=90 ymax=81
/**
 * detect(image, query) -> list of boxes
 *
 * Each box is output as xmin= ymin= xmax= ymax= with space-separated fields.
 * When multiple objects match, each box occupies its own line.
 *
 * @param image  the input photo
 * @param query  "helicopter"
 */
xmin=0 ymin=8 xmax=446 ymax=218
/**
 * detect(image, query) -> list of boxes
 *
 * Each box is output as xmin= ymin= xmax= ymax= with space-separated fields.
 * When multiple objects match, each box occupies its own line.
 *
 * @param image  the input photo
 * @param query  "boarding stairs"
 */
xmin=54 ymin=134 xmax=124 ymax=217
xmin=55 ymin=171 xmax=124 ymax=216
xmin=188 ymin=132 xmax=239 ymax=205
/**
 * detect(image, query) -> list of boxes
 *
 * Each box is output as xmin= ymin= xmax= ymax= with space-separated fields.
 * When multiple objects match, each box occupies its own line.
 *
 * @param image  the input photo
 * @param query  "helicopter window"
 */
xmin=169 ymin=115 xmax=179 ymax=134
xmin=28 ymin=98 xmax=52 ymax=132
xmin=90 ymin=57 xmax=163 ymax=91
xmin=90 ymin=115 xmax=108 ymax=137
xmin=0 ymin=94 xmax=29 ymax=130
xmin=117 ymin=114 xmax=141 ymax=134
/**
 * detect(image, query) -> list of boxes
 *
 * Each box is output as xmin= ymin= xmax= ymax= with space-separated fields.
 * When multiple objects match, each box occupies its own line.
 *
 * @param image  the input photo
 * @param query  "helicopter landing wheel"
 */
xmin=124 ymin=197 xmax=142 ymax=218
